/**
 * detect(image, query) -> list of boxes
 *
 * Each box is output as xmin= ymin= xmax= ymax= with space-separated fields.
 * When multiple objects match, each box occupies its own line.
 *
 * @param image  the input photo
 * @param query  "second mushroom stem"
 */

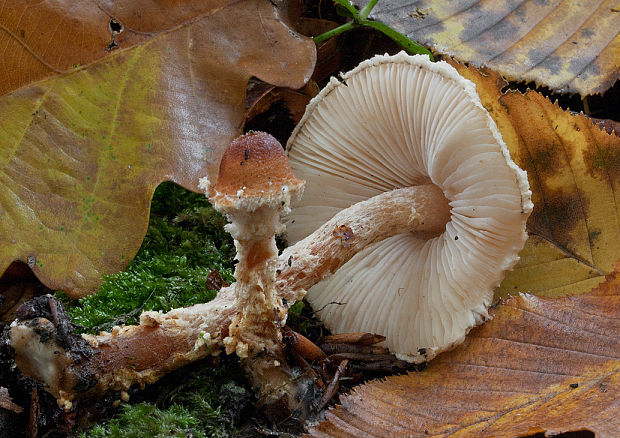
xmin=277 ymin=184 xmax=451 ymax=304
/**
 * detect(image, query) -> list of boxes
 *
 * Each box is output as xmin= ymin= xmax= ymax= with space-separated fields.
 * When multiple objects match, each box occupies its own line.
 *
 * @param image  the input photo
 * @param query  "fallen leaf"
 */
xmin=0 ymin=282 xmax=37 ymax=323
xmin=0 ymin=0 xmax=313 ymax=95
xmin=294 ymin=17 xmax=345 ymax=82
xmin=0 ymin=0 xmax=315 ymax=297
xmin=244 ymin=82 xmax=316 ymax=127
xmin=449 ymin=62 xmax=620 ymax=298
xmin=308 ymin=262 xmax=620 ymax=438
xmin=0 ymin=387 xmax=23 ymax=414
xmin=242 ymin=16 xmax=341 ymax=130
xmin=352 ymin=0 xmax=620 ymax=95
xmin=590 ymin=117 xmax=620 ymax=136
xmin=205 ymin=269 xmax=229 ymax=292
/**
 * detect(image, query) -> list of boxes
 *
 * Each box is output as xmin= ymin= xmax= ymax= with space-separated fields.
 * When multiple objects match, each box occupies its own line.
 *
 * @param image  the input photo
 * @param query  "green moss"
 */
xmin=286 ymin=299 xmax=327 ymax=340
xmin=57 ymin=181 xmax=235 ymax=332
xmin=84 ymin=403 xmax=207 ymax=438
xmin=81 ymin=358 xmax=252 ymax=438
xmin=60 ymin=182 xmax=252 ymax=437
xmin=162 ymin=360 xmax=253 ymax=437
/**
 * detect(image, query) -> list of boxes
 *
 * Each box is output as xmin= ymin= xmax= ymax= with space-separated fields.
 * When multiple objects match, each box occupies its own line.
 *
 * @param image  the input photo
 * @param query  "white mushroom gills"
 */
xmin=285 ymin=52 xmax=532 ymax=363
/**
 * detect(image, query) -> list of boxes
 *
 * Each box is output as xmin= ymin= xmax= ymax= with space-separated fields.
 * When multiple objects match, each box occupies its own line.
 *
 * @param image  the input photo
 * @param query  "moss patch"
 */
xmin=56 ymin=182 xmax=252 ymax=437
xmin=83 ymin=357 xmax=252 ymax=438
xmin=85 ymin=403 xmax=207 ymax=438
xmin=57 ymin=182 xmax=235 ymax=332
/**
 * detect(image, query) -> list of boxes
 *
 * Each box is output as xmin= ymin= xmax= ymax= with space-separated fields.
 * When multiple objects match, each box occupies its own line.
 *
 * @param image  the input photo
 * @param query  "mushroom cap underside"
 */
xmin=285 ymin=52 xmax=532 ymax=363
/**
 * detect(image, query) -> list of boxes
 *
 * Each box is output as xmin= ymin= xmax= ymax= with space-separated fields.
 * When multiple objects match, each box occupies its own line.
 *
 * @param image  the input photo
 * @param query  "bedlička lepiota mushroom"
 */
xmin=9 ymin=132 xmax=311 ymax=413
xmin=200 ymin=131 xmax=304 ymax=358
xmin=283 ymin=52 xmax=533 ymax=363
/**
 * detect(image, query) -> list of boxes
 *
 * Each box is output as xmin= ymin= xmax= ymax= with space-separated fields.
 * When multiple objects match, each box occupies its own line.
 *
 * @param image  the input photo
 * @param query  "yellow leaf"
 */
xmin=0 ymin=0 xmax=315 ymax=297
xmin=452 ymin=62 xmax=620 ymax=298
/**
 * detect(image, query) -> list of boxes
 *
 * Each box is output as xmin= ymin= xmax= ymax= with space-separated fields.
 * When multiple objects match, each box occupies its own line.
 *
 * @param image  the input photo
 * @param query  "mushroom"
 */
xmin=284 ymin=52 xmax=533 ymax=363
xmin=201 ymin=131 xmax=305 ymax=358
xmin=8 ymin=132 xmax=309 ymax=412
xmin=202 ymin=131 xmax=317 ymax=415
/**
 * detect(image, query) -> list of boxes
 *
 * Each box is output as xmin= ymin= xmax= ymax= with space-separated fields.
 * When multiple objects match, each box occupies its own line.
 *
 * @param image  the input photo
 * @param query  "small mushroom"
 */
xmin=284 ymin=52 xmax=533 ymax=363
xmin=201 ymin=131 xmax=305 ymax=358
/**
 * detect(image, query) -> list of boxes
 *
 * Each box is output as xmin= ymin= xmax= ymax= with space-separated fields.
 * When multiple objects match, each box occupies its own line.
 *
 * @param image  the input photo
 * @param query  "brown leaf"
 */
xmin=0 ymin=0 xmax=314 ymax=95
xmin=0 ymin=387 xmax=23 ymax=414
xmin=205 ymin=269 xmax=229 ymax=292
xmin=308 ymin=263 xmax=620 ymax=438
xmin=448 ymin=62 xmax=620 ymax=299
xmin=352 ymin=0 xmax=620 ymax=96
xmin=0 ymin=0 xmax=315 ymax=297
xmin=294 ymin=17 xmax=345 ymax=82
xmin=590 ymin=116 xmax=620 ymax=136
xmin=244 ymin=82 xmax=315 ymax=127
xmin=0 ymin=263 xmax=43 ymax=322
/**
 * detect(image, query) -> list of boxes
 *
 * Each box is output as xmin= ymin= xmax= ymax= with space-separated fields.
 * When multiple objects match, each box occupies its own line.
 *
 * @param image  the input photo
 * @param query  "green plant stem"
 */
xmin=313 ymin=21 xmax=355 ymax=44
xmin=358 ymin=0 xmax=378 ymax=20
xmin=332 ymin=0 xmax=359 ymax=16
xmin=312 ymin=0 xmax=433 ymax=60
xmin=363 ymin=20 xmax=434 ymax=60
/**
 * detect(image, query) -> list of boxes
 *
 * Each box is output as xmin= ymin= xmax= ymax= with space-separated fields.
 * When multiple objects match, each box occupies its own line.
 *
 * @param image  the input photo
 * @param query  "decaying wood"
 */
xmin=318 ymin=359 xmax=348 ymax=411
xmin=9 ymin=185 xmax=448 ymax=409
xmin=320 ymin=343 xmax=389 ymax=355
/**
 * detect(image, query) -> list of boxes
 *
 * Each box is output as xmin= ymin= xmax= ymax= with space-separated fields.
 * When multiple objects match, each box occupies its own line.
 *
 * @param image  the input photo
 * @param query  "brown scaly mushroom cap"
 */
xmin=285 ymin=52 xmax=533 ymax=363
xmin=202 ymin=131 xmax=304 ymax=215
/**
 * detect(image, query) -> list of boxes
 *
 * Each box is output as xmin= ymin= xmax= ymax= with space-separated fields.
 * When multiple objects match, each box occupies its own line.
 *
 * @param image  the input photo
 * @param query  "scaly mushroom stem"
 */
xmin=223 ymin=207 xmax=283 ymax=358
xmin=9 ymin=291 xmax=237 ymax=410
xmin=205 ymin=131 xmax=309 ymax=413
xmin=277 ymin=184 xmax=451 ymax=303
xmin=206 ymin=131 xmax=304 ymax=359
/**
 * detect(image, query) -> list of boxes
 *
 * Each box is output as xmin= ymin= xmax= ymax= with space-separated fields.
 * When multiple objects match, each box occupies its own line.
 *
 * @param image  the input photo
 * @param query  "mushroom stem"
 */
xmin=223 ymin=207 xmax=283 ymax=358
xmin=277 ymin=184 xmax=451 ymax=303
xmin=9 ymin=291 xmax=237 ymax=410
xmin=206 ymin=131 xmax=312 ymax=414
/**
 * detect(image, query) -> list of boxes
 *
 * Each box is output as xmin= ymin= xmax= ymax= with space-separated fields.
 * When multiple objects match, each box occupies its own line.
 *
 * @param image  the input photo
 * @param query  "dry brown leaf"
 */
xmin=352 ymin=0 xmax=620 ymax=96
xmin=590 ymin=117 xmax=620 ymax=136
xmin=242 ymin=16 xmax=342 ymax=128
xmin=0 ymin=387 xmax=23 ymax=414
xmin=308 ymin=262 xmax=620 ymax=438
xmin=0 ymin=0 xmax=313 ymax=95
xmin=244 ymin=82 xmax=315 ymax=127
xmin=446 ymin=62 xmax=620 ymax=299
xmin=0 ymin=0 xmax=315 ymax=297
